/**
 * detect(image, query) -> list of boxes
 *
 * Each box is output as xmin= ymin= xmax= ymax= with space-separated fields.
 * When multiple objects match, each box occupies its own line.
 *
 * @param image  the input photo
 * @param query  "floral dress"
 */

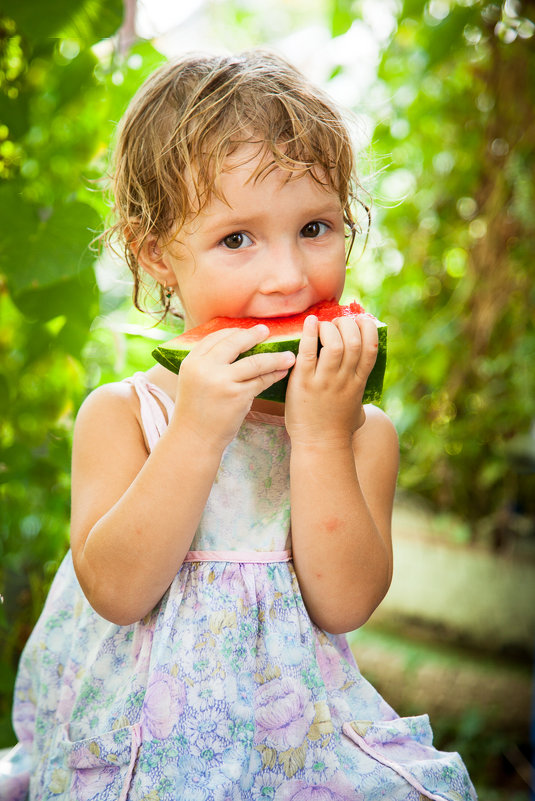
xmin=1 ymin=372 xmax=477 ymax=801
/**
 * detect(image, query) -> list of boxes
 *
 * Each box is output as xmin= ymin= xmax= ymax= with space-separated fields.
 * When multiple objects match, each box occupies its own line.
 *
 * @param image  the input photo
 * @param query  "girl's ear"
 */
xmin=134 ymin=233 xmax=176 ymax=288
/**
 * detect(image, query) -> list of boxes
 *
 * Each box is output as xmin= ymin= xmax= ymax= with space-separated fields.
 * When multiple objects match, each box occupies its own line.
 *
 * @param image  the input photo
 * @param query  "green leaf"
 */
xmin=2 ymin=199 xmax=101 ymax=297
xmin=53 ymin=49 xmax=99 ymax=111
xmin=0 ymin=93 xmax=30 ymax=141
xmin=2 ymin=0 xmax=87 ymax=40
xmin=330 ymin=0 xmax=355 ymax=37
xmin=0 ymin=373 xmax=9 ymax=414
xmin=15 ymin=267 xmax=98 ymax=334
xmin=3 ymin=0 xmax=123 ymax=45
xmin=422 ymin=7 xmax=479 ymax=69
xmin=61 ymin=0 xmax=124 ymax=45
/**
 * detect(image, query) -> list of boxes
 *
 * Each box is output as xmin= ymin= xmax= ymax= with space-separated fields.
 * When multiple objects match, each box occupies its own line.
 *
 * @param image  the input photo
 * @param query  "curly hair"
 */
xmin=105 ymin=49 xmax=368 ymax=315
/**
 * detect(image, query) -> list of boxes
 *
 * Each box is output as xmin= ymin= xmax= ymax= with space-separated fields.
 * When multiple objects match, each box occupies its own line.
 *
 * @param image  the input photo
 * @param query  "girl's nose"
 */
xmin=259 ymin=243 xmax=308 ymax=295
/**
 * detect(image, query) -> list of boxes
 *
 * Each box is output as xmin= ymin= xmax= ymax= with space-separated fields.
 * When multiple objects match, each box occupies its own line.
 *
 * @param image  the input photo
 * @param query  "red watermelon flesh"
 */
xmin=152 ymin=299 xmax=387 ymax=403
xmin=173 ymin=300 xmax=366 ymax=344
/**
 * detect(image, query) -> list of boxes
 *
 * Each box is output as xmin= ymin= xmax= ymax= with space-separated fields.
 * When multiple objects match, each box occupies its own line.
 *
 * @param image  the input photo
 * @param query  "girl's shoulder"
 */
xmin=76 ymin=378 xmax=140 ymax=421
xmin=358 ymin=404 xmax=398 ymax=441
xmin=74 ymin=378 xmax=149 ymax=453
xmin=353 ymin=404 xmax=399 ymax=465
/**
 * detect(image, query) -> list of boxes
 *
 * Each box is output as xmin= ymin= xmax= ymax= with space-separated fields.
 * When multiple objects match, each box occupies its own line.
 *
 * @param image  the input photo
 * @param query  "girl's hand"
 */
xmin=172 ymin=324 xmax=295 ymax=450
xmin=285 ymin=314 xmax=378 ymax=446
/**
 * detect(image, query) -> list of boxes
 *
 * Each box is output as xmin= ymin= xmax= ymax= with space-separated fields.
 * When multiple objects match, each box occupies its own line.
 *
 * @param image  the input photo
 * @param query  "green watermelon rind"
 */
xmin=152 ymin=323 xmax=387 ymax=404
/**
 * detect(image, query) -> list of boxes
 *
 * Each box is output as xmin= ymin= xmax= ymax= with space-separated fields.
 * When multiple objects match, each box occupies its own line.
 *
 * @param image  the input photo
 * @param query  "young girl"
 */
xmin=2 ymin=50 xmax=477 ymax=801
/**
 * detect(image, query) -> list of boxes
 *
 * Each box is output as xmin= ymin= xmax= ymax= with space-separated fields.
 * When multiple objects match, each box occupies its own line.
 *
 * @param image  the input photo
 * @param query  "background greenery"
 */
xmin=1 ymin=0 xmax=533 ymax=797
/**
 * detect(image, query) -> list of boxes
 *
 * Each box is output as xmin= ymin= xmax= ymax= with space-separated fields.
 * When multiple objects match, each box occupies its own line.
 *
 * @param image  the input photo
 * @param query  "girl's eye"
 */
xmin=221 ymin=232 xmax=253 ymax=250
xmin=301 ymin=221 xmax=329 ymax=238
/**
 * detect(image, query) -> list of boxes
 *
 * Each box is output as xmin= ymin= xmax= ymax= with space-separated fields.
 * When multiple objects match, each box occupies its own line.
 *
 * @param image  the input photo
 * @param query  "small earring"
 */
xmin=165 ymin=286 xmax=173 ymax=299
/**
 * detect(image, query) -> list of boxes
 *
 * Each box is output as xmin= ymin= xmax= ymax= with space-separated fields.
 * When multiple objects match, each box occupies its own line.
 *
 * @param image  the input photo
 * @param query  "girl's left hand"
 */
xmin=285 ymin=314 xmax=378 ymax=446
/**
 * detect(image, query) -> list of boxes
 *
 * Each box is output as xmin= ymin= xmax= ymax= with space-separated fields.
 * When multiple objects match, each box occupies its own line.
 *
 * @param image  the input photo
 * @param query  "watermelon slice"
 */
xmin=152 ymin=299 xmax=387 ymax=404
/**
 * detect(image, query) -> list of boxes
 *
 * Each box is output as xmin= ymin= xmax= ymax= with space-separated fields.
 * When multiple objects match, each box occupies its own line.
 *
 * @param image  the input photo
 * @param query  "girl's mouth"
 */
xmin=254 ymin=299 xmax=332 ymax=319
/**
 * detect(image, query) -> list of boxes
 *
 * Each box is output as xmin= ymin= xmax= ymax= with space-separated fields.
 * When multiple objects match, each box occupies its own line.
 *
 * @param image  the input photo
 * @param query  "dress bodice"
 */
xmin=128 ymin=372 xmax=292 ymax=553
xmin=191 ymin=411 xmax=291 ymax=552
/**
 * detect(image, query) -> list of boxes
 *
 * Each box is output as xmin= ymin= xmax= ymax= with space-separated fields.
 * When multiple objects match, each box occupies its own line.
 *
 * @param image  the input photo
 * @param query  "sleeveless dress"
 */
xmin=1 ymin=373 xmax=477 ymax=801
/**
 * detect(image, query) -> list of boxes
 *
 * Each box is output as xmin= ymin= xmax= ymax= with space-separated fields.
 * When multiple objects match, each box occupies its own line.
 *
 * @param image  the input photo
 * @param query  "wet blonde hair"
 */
xmin=106 ymin=49 xmax=368 ymax=315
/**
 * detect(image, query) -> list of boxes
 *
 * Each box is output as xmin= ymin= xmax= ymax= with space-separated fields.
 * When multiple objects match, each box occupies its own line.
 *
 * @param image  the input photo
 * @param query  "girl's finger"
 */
xmin=201 ymin=324 xmax=271 ymax=363
xmin=231 ymin=349 xmax=296 ymax=382
xmin=250 ymin=367 xmax=293 ymax=397
xmin=316 ymin=320 xmax=344 ymax=372
xmin=333 ymin=316 xmax=362 ymax=373
xmin=296 ymin=315 xmax=319 ymax=374
xmin=354 ymin=315 xmax=379 ymax=381
xmin=190 ymin=326 xmax=248 ymax=356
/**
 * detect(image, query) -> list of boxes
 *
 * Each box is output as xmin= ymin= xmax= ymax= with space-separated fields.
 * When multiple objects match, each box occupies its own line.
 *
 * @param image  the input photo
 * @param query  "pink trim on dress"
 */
xmin=342 ymin=723 xmax=450 ymax=801
xmin=184 ymin=549 xmax=292 ymax=563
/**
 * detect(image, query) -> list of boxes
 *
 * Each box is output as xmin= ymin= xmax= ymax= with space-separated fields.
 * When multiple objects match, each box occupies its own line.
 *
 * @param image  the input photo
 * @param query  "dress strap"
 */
xmin=124 ymin=372 xmax=174 ymax=452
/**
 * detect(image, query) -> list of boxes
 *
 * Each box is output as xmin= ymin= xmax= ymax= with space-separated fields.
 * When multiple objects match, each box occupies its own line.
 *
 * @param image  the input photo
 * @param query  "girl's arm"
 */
xmin=286 ymin=315 xmax=398 ymax=634
xmin=70 ymin=383 xmax=223 ymax=626
xmin=70 ymin=325 xmax=295 ymax=625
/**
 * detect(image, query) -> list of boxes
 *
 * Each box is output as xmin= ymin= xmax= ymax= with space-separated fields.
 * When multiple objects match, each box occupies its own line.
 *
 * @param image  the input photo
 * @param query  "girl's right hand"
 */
xmin=171 ymin=324 xmax=295 ymax=449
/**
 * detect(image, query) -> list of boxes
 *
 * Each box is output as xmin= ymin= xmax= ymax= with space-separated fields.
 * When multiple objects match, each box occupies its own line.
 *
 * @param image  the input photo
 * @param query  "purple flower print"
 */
xmin=57 ymin=682 xmax=77 ymax=721
xmin=254 ymin=677 xmax=314 ymax=750
xmin=218 ymin=564 xmax=246 ymax=598
xmin=0 ymin=775 xmax=29 ymax=801
xmin=275 ymin=775 xmax=364 ymax=801
xmin=314 ymin=641 xmax=346 ymax=690
xmin=142 ymin=671 xmax=186 ymax=740
xmin=217 ymin=563 xmax=271 ymax=604
xmin=0 ymin=745 xmax=31 ymax=801
xmin=72 ymin=765 xmax=117 ymax=801
xmin=132 ymin=621 xmax=154 ymax=674
xmin=12 ymin=700 xmax=35 ymax=746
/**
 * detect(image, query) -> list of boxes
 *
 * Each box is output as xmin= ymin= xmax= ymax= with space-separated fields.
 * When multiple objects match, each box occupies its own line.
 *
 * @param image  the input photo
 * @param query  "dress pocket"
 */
xmin=342 ymin=716 xmax=476 ymax=801
xmin=57 ymin=722 xmax=141 ymax=801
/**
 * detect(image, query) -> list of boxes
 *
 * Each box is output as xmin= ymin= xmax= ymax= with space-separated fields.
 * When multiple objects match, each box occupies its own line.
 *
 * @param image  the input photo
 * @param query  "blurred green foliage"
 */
xmin=0 ymin=5 xmax=533 ymax=796
xmin=0 ymin=0 xmax=165 ymax=745
xmin=361 ymin=0 xmax=535 ymax=535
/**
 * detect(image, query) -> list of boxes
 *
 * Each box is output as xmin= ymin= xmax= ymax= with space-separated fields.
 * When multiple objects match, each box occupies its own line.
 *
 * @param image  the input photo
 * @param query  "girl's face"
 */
xmin=157 ymin=145 xmax=347 ymax=330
